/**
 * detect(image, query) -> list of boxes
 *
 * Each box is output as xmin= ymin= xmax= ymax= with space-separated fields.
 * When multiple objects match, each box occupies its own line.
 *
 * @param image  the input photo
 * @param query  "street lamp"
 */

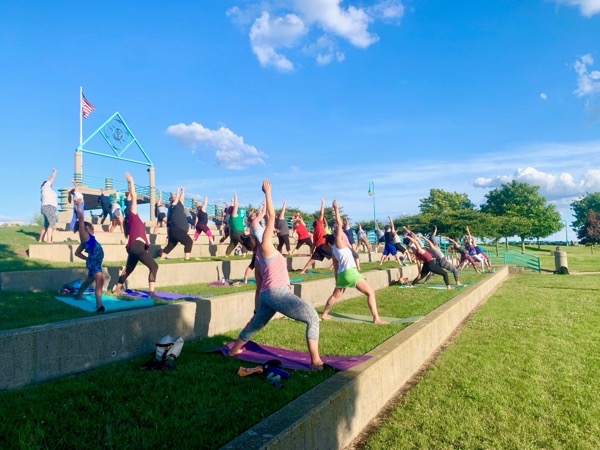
xmin=562 ymin=220 xmax=569 ymax=246
xmin=367 ymin=181 xmax=376 ymax=223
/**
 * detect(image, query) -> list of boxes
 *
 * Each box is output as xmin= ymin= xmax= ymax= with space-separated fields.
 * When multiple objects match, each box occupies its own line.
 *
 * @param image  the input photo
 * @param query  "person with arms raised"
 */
xmin=228 ymin=180 xmax=324 ymax=370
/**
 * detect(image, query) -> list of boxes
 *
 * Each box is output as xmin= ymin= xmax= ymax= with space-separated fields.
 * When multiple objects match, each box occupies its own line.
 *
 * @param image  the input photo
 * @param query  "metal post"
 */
xmin=562 ymin=220 xmax=569 ymax=246
xmin=368 ymin=181 xmax=376 ymax=223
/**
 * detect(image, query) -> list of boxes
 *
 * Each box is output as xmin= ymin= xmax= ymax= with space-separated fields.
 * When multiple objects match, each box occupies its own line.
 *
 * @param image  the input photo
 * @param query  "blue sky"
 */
xmin=1 ymin=0 xmax=599 ymax=242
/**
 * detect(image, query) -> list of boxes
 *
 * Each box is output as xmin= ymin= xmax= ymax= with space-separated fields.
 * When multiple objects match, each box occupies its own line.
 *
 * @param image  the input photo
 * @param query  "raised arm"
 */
xmin=465 ymin=226 xmax=473 ymax=241
xmin=125 ymin=172 xmax=137 ymax=215
xmin=75 ymin=198 xmax=88 ymax=242
xmin=260 ymin=181 xmax=276 ymax=258
xmin=47 ymin=168 xmax=57 ymax=185
xmin=278 ymin=200 xmax=287 ymax=220
xmin=231 ymin=192 xmax=238 ymax=217
xmin=319 ymin=197 xmax=325 ymax=220
xmin=257 ymin=201 xmax=266 ymax=221
xmin=202 ymin=196 xmax=208 ymax=210
xmin=405 ymin=234 xmax=425 ymax=254
xmin=388 ymin=216 xmax=396 ymax=234
xmin=332 ymin=200 xmax=345 ymax=248
xmin=420 ymin=234 xmax=435 ymax=248
xmin=445 ymin=236 xmax=459 ymax=246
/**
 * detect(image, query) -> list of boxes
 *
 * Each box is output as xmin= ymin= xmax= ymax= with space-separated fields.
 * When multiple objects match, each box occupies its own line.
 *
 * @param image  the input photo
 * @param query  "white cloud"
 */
xmin=166 ymin=122 xmax=267 ymax=170
xmin=249 ymin=12 xmax=308 ymax=72
xmin=304 ymin=35 xmax=345 ymax=65
xmin=369 ymin=0 xmax=405 ymax=21
xmin=540 ymin=92 xmax=548 ymax=100
xmin=472 ymin=166 xmax=600 ymax=201
xmin=292 ymin=0 xmax=378 ymax=48
xmin=557 ymin=0 xmax=600 ymax=17
xmin=574 ymin=54 xmax=600 ymax=97
xmin=228 ymin=0 xmax=404 ymax=69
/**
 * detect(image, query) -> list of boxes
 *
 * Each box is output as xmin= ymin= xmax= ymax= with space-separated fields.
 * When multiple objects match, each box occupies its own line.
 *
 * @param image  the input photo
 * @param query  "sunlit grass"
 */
xmin=358 ymin=274 xmax=600 ymax=450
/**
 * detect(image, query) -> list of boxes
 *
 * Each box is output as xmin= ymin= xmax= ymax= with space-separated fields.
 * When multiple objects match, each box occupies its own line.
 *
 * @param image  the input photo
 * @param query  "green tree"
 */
xmin=570 ymin=192 xmax=600 ymax=238
xmin=480 ymin=180 xmax=562 ymax=250
xmin=419 ymin=189 xmax=475 ymax=215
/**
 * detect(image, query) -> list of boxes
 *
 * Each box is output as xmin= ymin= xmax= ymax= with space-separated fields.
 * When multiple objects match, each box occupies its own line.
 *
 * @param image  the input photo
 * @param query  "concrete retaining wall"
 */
xmin=0 ymin=267 xmax=410 ymax=390
xmin=1 ymin=302 xmax=197 ymax=390
xmin=0 ymin=255 xmax=378 ymax=291
xmin=223 ymin=267 xmax=509 ymax=450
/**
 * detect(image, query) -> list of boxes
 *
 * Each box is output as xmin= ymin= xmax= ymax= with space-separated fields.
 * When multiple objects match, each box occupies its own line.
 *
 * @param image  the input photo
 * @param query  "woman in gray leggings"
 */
xmin=228 ymin=180 xmax=323 ymax=370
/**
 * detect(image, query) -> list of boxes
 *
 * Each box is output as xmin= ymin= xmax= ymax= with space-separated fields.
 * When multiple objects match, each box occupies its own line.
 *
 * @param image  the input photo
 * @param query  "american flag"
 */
xmin=81 ymin=93 xmax=95 ymax=118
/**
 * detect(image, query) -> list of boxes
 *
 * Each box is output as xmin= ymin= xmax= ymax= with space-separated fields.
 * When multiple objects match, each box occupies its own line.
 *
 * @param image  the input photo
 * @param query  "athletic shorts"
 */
xmin=383 ymin=243 xmax=397 ymax=256
xmin=336 ymin=268 xmax=364 ymax=288
xmin=311 ymin=244 xmax=333 ymax=261
xmin=394 ymin=243 xmax=407 ymax=254
xmin=41 ymin=204 xmax=57 ymax=228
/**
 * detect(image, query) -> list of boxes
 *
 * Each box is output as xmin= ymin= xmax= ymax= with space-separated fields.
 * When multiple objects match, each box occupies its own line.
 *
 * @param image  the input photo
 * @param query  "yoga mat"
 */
xmin=122 ymin=289 xmax=211 ymax=301
xmin=399 ymin=283 xmax=470 ymax=290
xmin=209 ymin=340 xmax=371 ymax=372
xmin=326 ymin=311 xmax=423 ymax=324
xmin=305 ymin=270 xmax=333 ymax=275
xmin=55 ymin=294 xmax=155 ymax=313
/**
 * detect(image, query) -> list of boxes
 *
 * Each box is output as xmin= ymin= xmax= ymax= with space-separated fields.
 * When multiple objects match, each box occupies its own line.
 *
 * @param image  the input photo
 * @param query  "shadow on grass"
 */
xmin=16 ymin=228 xmax=39 ymax=239
xmin=0 ymin=243 xmax=58 ymax=272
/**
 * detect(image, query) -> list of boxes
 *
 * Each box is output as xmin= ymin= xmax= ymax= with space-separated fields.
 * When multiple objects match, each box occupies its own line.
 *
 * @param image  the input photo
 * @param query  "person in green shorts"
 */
xmin=320 ymin=199 xmax=387 ymax=324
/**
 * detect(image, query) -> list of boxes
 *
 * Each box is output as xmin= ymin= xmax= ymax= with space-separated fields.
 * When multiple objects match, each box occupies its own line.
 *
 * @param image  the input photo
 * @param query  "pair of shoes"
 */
xmin=96 ymin=306 xmax=105 ymax=313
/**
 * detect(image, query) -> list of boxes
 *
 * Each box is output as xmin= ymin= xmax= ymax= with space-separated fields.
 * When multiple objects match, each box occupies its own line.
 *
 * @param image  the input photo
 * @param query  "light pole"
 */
xmin=562 ymin=220 xmax=569 ymax=246
xmin=368 ymin=181 xmax=376 ymax=224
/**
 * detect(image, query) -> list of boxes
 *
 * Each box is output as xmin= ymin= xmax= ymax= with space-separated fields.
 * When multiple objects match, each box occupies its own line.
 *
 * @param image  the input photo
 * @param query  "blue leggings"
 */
xmin=239 ymin=286 xmax=320 ymax=342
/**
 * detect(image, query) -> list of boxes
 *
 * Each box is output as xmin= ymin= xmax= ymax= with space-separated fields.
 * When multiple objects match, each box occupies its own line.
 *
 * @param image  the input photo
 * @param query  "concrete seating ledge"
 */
xmin=0 ymin=266 xmax=414 ymax=391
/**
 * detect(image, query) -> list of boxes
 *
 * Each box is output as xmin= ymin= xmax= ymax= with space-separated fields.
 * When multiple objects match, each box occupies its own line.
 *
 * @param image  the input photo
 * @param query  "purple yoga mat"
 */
xmin=122 ymin=289 xmax=208 ymax=301
xmin=210 ymin=340 xmax=371 ymax=372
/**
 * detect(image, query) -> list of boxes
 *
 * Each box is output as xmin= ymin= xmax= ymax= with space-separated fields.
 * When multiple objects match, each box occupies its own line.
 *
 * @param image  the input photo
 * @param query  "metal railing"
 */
xmin=481 ymin=246 xmax=540 ymax=272
xmin=69 ymin=174 xmax=220 ymax=216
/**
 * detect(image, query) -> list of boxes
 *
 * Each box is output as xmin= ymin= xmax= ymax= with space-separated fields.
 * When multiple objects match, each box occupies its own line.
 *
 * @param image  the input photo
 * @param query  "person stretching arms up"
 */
xmin=111 ymin=172 xmax=159 ymax=298
xmin=228 ymin=180 xmax=324 ymax=370
xmin=321 ymin=200 xmax=387 ymax=324
xmin=405 ymin=233 xmax=452 ymax=290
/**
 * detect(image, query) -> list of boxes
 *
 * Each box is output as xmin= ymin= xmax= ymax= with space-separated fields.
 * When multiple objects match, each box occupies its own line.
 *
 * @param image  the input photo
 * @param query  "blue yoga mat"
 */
xmin=56 ymin=294 xmax=155 ymax=312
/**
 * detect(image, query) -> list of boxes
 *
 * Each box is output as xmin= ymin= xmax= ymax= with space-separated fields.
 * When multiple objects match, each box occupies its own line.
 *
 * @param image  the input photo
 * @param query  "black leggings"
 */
xmin=118 ymin=240 xmax=159 ymax=284
xmin=226 ymin=231 xmax=245 ymax=255
xmin=163 ymin=226 xmax=193 ymax=254
xmin=414 ymin=260 xmax=449 ymax=286
xmin=277 ymin=235 xmax=291 ymax=253
xmin=295 ymin=237 xmax=314 ymax=254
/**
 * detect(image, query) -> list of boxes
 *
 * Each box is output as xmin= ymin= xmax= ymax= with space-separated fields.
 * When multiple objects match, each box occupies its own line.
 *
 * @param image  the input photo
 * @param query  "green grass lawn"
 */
xmin=357 ymin=273 xmax=600 ymax=449
xmin=0 ymin=275 xmax=483 ymax=450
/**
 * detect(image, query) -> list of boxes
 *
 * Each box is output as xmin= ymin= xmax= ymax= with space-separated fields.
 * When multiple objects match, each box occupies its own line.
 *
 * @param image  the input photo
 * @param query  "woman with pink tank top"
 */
xmin=228 ymin=180 xmax=323 ymax=370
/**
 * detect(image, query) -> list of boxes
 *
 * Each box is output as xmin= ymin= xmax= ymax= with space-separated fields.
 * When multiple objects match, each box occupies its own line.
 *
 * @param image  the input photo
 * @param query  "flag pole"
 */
xmin=79 ymin=86 xmax=83 ymax=145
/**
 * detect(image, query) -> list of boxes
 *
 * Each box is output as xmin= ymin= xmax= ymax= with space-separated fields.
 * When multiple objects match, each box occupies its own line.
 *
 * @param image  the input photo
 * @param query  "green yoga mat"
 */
xmin=399 ymin=282 xmax=471 ymax=290
xmin=56 ymin=294 xmax=155 ymax=312
xmin=326 ymin=311 xmax=424 ymax=324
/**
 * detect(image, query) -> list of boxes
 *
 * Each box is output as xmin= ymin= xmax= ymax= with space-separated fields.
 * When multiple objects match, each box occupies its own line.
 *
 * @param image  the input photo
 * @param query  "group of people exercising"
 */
xmin=40 ymin=169 xmax=491 ymax=365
